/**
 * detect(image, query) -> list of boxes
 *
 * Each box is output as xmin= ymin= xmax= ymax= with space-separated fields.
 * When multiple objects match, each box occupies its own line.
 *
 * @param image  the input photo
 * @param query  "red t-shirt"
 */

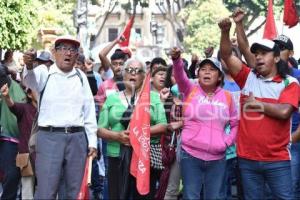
xmin=233 ymin=64 xmax=299 ymax=161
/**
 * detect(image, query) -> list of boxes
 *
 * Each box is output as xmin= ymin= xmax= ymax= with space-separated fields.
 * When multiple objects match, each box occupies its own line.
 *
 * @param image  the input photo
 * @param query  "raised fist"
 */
xmin=170 ymin=47 xmax=181 ymax=60
xmin=23 ymin=48 xmax=37 ymax=69
xmin=232 ymin=7 xmax=246 ymax=24
xmin=218 ymin=18 xmax=232 ymax=32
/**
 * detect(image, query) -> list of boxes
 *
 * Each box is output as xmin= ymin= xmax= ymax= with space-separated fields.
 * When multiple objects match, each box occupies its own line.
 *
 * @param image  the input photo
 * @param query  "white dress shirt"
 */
xmin=23 ymin=64 xmax=98 ymax=148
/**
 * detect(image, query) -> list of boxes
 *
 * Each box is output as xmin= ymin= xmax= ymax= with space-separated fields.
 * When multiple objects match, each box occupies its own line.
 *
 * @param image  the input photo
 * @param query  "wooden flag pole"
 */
xmin=87 ymin=156 xmax=93 ymax=186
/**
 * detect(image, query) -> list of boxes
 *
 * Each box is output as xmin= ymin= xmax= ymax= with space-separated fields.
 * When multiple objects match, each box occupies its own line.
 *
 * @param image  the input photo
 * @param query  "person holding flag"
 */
xmin=97 ymin=57 xmax=167 ymax=199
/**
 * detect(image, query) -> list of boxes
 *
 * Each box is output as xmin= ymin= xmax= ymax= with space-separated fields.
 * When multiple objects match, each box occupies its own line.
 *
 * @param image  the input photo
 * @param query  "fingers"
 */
xmin=88 ymin=147 xmax=97 ymax=159
xmin=218 ymin=18 xmax=232 ymax=32
xmin=170 ymin=47 xmax=181 ymax=60
xmin=0 ymin=84 xmax=9 ymax=96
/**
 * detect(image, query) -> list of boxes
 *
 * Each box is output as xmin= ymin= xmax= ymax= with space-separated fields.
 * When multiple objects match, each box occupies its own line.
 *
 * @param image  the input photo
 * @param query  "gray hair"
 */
xmin=122 ymin=57 xmax=146 ymax=76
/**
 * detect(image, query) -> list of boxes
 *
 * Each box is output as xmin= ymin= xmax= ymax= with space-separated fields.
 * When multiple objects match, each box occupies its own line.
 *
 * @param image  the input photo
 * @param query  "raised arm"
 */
xmin=232 ymin=8 xmax=255 ymax=68
xmin=219 ymin=18 xmax=243 ymax=77
xmin=23 ymin=49 xmax=48 ymax=92
xmin=0 ymin=84 xmax=14 ymax=107
xmin=99 ymin=36 xmax=125 ymax=72
xmin=170 ymin=47 xmax=193 ymax=97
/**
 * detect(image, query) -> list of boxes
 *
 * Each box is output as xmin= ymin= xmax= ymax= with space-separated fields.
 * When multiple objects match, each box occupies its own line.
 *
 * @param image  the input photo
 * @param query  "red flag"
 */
xmin=119 ymin=16 xmax=135 ymax=47
xmin=129 ymin=73 xmax=151 ymax=195
xmin=77 ymin=156 xmax=92 ymax=200
xmin=284 ymin=0 xmax=299 ymax=28
xmin=263 ymin=0 xmax=277 ymax=39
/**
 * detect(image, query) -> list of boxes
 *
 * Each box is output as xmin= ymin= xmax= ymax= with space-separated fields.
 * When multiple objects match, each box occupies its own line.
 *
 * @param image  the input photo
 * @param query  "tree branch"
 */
xmin=246 ymin=18 xmax=266 ymax=37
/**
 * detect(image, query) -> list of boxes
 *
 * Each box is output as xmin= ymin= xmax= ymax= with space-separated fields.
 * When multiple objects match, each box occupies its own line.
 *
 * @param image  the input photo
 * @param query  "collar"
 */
xmin=48 ymin=64 xmax=78 ymax=77
xmin=256 ymin=73 xmax=283 ymax=83
xmin=198 ymin=85 xmax=222 ymax=97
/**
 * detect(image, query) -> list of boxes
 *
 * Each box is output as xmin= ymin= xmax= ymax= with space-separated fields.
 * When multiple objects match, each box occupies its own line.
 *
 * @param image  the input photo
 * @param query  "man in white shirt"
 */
xmin=23 ymin=36 xmax=98 ymax=199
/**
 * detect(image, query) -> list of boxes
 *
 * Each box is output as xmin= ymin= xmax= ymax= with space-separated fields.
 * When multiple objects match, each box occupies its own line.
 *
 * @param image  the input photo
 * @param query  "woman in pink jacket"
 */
xmin=171 ymin=48 xmax=238 ymax=199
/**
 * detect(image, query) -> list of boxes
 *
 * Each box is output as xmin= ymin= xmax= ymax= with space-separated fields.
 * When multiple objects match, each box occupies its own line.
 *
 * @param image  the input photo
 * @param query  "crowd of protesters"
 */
xmin=1 ymin=7 xmax=300 ymax=200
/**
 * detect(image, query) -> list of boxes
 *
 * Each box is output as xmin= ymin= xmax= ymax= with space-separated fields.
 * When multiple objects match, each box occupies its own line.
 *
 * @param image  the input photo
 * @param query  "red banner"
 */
xmin=119 ymin=16 xmax=135 ymax=47
xmin=77 ymin=156 xmax=92 ymax=200
xmin=129 ymin=73 xmax=151 ymax=195
xmin=284 ymin=0 xmax=299 ymax=28
xmin=263 ymin=0 xmax=277 ymax=39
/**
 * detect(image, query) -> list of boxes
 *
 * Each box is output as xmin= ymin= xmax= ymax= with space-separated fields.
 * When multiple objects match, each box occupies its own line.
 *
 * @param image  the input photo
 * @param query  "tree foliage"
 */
xmin=0 ymin=0 xmax=76 ymax=50
xmin=223 ymin=0 xmax=284 ymax=36
xmin=182 ymin=0 xmax=230 ymax=56
xmin=0 ymin=0 xmax=37 ymax=50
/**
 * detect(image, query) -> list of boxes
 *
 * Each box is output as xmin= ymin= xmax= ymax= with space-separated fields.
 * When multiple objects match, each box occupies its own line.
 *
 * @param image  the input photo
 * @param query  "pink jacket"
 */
xmin=173 ymin=58 xmax=238 ymax=161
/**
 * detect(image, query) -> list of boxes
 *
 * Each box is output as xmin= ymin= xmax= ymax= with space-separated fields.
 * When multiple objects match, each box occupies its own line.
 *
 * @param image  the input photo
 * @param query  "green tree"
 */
xmin=0 ymin=0 xmax=76 ymax=50
xmin=182 ymin=0 xmax=230 ymax=56
xmin=0 ymin=0 xmax=37 ymax=50
xmin=223 ymin=0 xmax=284 ymax=37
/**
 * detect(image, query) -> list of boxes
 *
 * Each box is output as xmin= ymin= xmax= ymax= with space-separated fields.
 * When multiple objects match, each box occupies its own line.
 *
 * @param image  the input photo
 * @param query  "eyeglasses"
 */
xmin=55 ymin=45 xmax=79 ymax=54
xmin=124 ymin=67 xmax=145 ymax=75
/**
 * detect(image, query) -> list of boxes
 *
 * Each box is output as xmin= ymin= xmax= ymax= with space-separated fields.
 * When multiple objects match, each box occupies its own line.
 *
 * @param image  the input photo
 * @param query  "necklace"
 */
xmin=123 ymin=91 xmax=136 ymax=106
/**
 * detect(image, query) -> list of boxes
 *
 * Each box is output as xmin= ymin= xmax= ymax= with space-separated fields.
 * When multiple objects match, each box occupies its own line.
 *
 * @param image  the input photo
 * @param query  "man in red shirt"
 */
xmin=219 ymin=18 xmax=299 ymax=199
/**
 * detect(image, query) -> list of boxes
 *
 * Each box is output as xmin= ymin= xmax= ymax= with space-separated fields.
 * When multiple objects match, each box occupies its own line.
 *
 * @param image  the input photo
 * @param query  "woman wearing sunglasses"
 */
xmin=97 ymin=58 xmax=167 ymax=199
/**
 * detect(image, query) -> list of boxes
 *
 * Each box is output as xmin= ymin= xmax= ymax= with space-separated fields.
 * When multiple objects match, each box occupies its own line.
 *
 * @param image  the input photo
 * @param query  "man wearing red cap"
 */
xmin=23 ymin=35 xmax=98 ymax=199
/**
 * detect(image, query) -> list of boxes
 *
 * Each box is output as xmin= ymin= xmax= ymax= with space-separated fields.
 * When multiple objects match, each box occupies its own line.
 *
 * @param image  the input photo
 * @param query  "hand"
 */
xmin=160 ymin=88 xmax=170 ymax=101
xmin=117 ymin=35 xmax=126 ymax=43
xmin=218 ymin=18 xmax=232 ymax=33
xmin=0 ymin=84 xmax=9 ymax=97
xmin=170 ymin=47 xmax=181 ymax=60
xmin=191 ymin=53 xmax=199 ymax=63
xmin=118 ymin=130 xmax=130 ymax=146
xmin=88 ymin=147 xmax=98 ymax=159
xmin=84 ymin=59 xmax=94 ymax=72
xmin=167 ymin=121 xmax=183 ymax=132
xmin=232 ymin=7 xmax=246 ymax=24
xmin=23 ymin=49 xmax=37 ymax=69
xmin=244 ymin=92 xmax=263 ymax=110
xmin=204 ymin=46 xmax=214 ymax=58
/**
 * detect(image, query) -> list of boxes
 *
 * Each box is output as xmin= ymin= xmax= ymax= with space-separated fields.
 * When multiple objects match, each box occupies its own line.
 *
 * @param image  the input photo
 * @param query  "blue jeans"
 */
xmin=238 ymin=158 xmax=293 ymax=200
xmin=180 ymin=149 xmax=226 ymax=199
xmin=291 ymin=143 xmax=300 ymax=199
xmin=0 ymin=140 xmax=20 ymax=200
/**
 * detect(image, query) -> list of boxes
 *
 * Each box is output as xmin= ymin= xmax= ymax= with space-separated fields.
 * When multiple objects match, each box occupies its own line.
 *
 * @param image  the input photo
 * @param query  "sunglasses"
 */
xmin=124 ymin=67 xmax=145 ymax=75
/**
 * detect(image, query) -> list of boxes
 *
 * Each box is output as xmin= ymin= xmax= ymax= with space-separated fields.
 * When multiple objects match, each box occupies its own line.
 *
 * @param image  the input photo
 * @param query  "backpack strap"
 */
xmin=183 ymin=86 xmax=198 ymax=114
xmin=224 ymin=90 xmax=232 ymax=109
xmin=75 ymin=68 xmax=83 ymax=86
xmin=38 ymin=75 xmax=51 ymax=112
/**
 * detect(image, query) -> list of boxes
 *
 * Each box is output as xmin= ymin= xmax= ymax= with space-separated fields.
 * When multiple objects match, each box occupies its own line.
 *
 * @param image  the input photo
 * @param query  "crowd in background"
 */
xmin=1 ymin=7 xmax=300 ymax=200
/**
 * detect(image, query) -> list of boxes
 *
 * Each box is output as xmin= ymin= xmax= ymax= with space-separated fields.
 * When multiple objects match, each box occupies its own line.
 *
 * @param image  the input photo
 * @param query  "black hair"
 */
xmin=164 ymin=65 xmax=174 ymax=89
xmin=276 ymin=59 xmax=291 ymax=78
xmin=4 ymin=50 xmax=13 ymax=60
xmin=164 ymin=64 xmax=191 ymax=88
xmin=110 ymin=51 xmax=126 ymax=61
xmin=288 ymin=57 xmax=298 ymax=69
xmin=150 ymin=57 xmax=167 ymax=72
xmin=77 ymin=54 xmax=85 ymax=64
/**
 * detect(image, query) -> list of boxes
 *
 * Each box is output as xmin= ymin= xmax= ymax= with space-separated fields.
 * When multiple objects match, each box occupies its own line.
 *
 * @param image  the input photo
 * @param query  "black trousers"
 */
xmin=130 ymin=168 xmax=162 ymax=200
xmin=107 ymin=157 xmax=121 ymax=200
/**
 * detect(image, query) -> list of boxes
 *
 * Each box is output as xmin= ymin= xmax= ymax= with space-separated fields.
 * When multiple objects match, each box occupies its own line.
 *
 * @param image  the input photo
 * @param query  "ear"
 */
xmin=274 ymin=56 xmax=280 ymax=63
xmin=289 ymin=50 xmax=294 ymax=57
